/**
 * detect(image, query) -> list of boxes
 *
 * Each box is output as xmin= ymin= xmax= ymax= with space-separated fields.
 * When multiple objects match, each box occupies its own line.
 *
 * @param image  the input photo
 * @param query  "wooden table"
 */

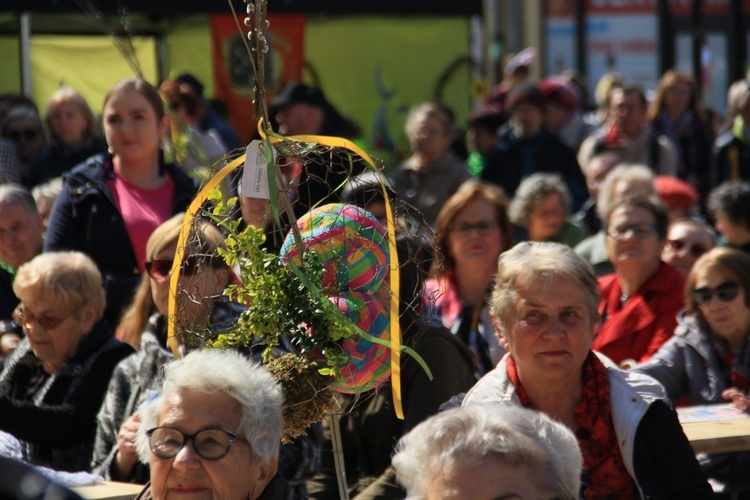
xmin=71 ymin=481 xmax=144 ymax=500
xmin=678 ymin=404 xmax=750 ymax=454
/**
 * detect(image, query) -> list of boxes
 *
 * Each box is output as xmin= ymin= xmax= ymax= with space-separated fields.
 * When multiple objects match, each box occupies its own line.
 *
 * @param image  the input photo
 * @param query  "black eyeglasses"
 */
xmin=146 ymin=427 xmax=247 ymax=460
xmin=692 ymin=281 xmax=741 ymax=306
xmin=145 ymin=255 xmax=216 ymax=282
xmin=13 ymin=304 xmax=74 ymax=331
xmin=169 ymin=102 xmax=182 ymax=111
xmin=606 ymin=224 xmax=657 ymax=240
xmin=450 ymin=221 xmax=499 ymax=236
xmin=6 ymin=129 xmax=40 ymax=141
xmin=665 ymin=238 xmax=709 ymax=258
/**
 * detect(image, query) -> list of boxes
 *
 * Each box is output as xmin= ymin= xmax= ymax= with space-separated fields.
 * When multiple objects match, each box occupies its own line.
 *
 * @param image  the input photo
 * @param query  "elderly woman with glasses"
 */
xmin=0 ymin=251 xmax=133 ymax=471
xmin=427 ymin=180 xmax=513 ymax=376
xmin=592 ymin=195 xmax=685 ymax=368
xmin=460 ymin=241 xmax=712 ymax=498
xmin=133 ymin=349 xmax=286 ymax=500
xmin=92 ymin=215 xmax=318 ymax=497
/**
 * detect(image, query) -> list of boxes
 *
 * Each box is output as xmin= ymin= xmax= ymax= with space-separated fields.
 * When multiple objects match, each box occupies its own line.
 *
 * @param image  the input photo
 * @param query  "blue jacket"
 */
xmin=44 ymin=154 xmax=198 ymax=327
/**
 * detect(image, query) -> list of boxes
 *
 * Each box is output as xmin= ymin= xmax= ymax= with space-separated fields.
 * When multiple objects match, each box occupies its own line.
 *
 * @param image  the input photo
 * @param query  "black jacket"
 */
xmin=0 ymin=320 xmax=134 ymax=471
xmin=480 ymin=127 xmax=587 ymax=211
xmin=44 ymin=154 xmax=198 ymax=327
xmin=26 ymin=137 xmax=108 ymax=189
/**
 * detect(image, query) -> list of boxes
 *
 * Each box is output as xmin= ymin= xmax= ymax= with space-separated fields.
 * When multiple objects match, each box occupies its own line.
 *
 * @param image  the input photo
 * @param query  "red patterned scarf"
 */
xmin=507 ymin=353 xmax=638 ymax=498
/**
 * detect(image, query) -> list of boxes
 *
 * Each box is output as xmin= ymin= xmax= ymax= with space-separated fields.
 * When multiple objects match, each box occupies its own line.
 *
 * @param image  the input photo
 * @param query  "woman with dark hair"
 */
xmin=428 ymin=180 xmax=513 ymax=376
xmin=44 ymin=78 xmax=198 ymax=328
xmin=28 ymin=87 xmax=107 ymax=188
xmin=648 ymin=70 xmax=713 ymax=199
xmin=593 ymin=195 xmax=684 ymax=367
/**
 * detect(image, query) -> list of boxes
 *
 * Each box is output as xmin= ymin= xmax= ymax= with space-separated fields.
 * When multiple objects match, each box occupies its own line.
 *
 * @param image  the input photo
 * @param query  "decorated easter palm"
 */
xmin=162 ymin=0 xmax=435 ymax=449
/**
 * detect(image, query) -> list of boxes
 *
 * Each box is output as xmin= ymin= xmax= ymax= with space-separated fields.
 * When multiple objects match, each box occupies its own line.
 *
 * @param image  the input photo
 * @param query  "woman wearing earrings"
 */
xmin=44 ymin=79 xmax=198 ymax=328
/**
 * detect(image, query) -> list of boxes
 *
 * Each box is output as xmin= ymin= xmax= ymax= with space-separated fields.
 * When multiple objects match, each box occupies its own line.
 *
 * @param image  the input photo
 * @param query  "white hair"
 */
xmin=135 ymin=349 xmax=283 ymax=464
xmin=392 ymin=404 xmax=582 ymax=500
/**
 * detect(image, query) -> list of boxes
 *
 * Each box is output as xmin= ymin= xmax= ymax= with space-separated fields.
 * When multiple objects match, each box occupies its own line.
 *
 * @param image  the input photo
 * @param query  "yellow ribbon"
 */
xmin=167 ymin=155 xmax=247 ymax=357
xmin=260 ymin=125 xmax=404 ymax=419
xmin=168 ymin=125 xmax=405 ymax=419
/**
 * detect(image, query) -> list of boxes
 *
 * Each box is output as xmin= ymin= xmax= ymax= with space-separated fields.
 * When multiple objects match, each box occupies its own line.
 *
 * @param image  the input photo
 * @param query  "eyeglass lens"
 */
xmin=7 ymin=129 xmax=39 ymax=141
xmin=147 ymin=427 xmax=240 ymax=460
xmin=452 ymin=221 xmax=498 ymax=236
xmin=12 ymin=305 xmax=68 ymax=330
xmin=607 ymin=224 xmax=656 ymax=239
xmin=692 ymin=281 xmax=740 ymax=306
xmin=145 ymin=256 xmax=205 ymax=281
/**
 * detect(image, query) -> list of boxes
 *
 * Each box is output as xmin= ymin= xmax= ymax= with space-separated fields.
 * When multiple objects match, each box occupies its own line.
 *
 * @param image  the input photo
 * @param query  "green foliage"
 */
xmin=208 ymin=192 xmax=354 ymax=380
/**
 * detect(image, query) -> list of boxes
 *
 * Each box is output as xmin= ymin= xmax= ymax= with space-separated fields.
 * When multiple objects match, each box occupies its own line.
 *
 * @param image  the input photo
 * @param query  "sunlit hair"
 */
xmin=0 ymin=183 xmax=38 ymax=214
xmin=490 ymin=242 xmax=600 ymax=330
xmin=434 ymin=180 xmax=512 ymax=271
xmin=45 ymin=87 xmax=99 ymax=141
xmin=13 ymin=251 xmax=105 ymax=321
xmin=392 ymin=404 xmax=582 ymax=500
xmin=685 ymin=247 xmax=750 ymax=318
xmin=604 ymin=195 xmax=669 ymax=240
xmin=648 ymin=70 xmax=703 ymax=122
xmin=405 ymin=102 xmax=454 ymax=140
xmin=596 ymin=164 xmax=656 ymax=220
xmin=117 ymin=213 xmax=229 ymax=348
xmin=103 ymin=78 xmax=165 ymax=121
xmin=135 ymin=349 xmax=283 ymax=463
xmin=509 ymin=172 xmax=570 ymax=227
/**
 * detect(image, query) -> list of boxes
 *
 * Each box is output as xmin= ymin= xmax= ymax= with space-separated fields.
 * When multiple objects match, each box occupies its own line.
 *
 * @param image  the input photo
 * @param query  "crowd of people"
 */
xmin=0 ymin=56 xmax=750 ymax=499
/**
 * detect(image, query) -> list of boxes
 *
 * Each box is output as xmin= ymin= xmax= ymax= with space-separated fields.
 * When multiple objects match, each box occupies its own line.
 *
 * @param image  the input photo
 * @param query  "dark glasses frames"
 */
xmin=692 ymin=281 xmax=741 ymax=306
xmin=146 ymin=427 xmax=247 ymax=460
xmin=6 ymin=129 xmax=40 ymax=141
xmin=145 ymin=255 xmax=210 ymax=282
xmin=666 ymin=238 xmax=709 ymax=258
xmin=13 ymin=304 xmax=73 ymax=330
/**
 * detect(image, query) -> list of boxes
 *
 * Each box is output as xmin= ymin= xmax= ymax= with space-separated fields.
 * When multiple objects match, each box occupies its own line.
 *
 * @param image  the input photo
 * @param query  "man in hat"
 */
xmin=539 ymin=75 xmax=595 ymax=152
xmin=271 ymin=82 xmax=361 ymax=139
xmin=480 ymin=84 xmax=587 ymax=210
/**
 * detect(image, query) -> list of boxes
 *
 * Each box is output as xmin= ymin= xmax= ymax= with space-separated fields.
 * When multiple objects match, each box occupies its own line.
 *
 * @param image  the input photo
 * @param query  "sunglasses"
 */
xmin=666 ymin=238 xmax=709 ymax=258
xmin=169 ymin=102 xmax=182 ymax=111
xmin=6 ymin=128 xmax=40 ymax=141
xmin=145 ymin=255 xmax=220 ymax=282
xmin=692 ymin=281 xmax=741 ymax=306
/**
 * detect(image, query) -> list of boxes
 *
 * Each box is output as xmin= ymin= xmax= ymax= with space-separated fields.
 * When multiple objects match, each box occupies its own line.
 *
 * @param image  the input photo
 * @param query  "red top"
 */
xmin=593 ymin=262 xmax=685 ymax=365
